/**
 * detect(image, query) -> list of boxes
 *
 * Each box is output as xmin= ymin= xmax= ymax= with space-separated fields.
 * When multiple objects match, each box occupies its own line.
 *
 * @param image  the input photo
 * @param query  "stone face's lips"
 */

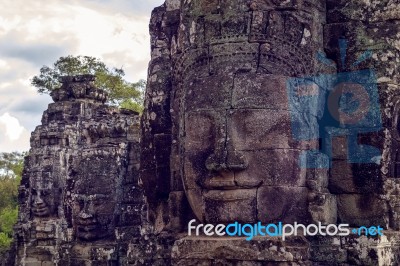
xmin=203 ymin=189 xmax=257 ymax=202
xmin=77 ymin=231 xmax=99 ymax=241
xmin=77 ymin=224 xmax=98 ymax=232
xmin=202 ymin=174 xmax=236 ymax=189
xmin=201 ymin=171 xmax=262 ymax=190
xmin=77 ymin=221 xmax=102 ymax=241
xmin=201 ymin=178 xmax=262 ymax=191
xmin=77 ymin=219 xmax=99 ymax=230
xmin=32 ymin=205 xmax=50 ymax=217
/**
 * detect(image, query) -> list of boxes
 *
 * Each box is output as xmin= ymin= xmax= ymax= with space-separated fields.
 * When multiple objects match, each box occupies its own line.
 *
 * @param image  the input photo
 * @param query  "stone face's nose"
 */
xmin=34 ymin=191 xmax=44 ymax=205
xmin=205 ymin=139 xmax=248 ymax=172
xmin=79 ymin=211 xmax=94 ymax=220
xmin=79 ymin=199 xmax=95 ymax=219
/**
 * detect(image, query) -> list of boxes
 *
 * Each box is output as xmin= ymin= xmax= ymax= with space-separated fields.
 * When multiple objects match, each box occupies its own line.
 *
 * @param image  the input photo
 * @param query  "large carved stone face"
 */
xmin=182 ymin=71 xmax=317 ymax=224
xmin=72 ymin=156 xmax=119 ymax=241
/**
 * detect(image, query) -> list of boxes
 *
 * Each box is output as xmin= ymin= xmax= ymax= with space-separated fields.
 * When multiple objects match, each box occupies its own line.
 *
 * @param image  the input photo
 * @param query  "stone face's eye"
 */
xmin=229 ymin=109 xmax=292 ymax=151
xmin=185 ymin=112 xmax=216 ymax=151
xmin=92 ymin=195 xmax=108 ymax=206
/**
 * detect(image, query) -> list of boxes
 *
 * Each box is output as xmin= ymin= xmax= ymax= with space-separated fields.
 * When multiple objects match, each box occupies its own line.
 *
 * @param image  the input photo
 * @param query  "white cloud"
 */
xmin=0 ymin=113 xmax=25 ymax=141
xmin=0 ymin=0 xmax=164 ymax=152
xmin=0 ymin=0 xmax=159 ymax=80
xmin=0 ymin=112 xmax=30 ymax=152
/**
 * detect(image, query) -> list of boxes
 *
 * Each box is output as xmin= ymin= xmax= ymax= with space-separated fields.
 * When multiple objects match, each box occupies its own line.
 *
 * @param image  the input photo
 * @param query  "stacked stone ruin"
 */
xmin=13 ymin=75 xmax=143 ymax=265
xmin=8 ymin=0 xmax=400 ymax=265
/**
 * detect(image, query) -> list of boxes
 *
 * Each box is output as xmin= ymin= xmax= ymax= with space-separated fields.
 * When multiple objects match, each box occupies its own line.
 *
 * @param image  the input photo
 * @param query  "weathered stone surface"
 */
xmin=138 ymin=0 xmax=400 ymax=265
xmin=172 ymin=236 xmax=310 ymax=263
xmin=330 ymin=160 xmax=384 ymax=194
xmin=327 ymin=0 xmax=400 ymax=23
xmin=337 ymin=194 xmax=387 ymax=227
xmin=7 ymin=1 xmax=400 ymax=265
xmin=13 ymin=75 xmax=143 ymax=265
xmin=234 ymin=150 xmax=307 ymax=187
xmin=203 ymin=189 xmax=257 ymax=223
xmin=257 ymin=186 xmax=310 ymax=224
xmin=308 ymin=193 xmax=337 ymax=225
xmin=232 ymin=74 xmax=289 ymax=110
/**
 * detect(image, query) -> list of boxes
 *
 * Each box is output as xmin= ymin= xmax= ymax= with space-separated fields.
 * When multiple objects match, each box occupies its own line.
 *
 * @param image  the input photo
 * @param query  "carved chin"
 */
xmin=77 ymin=230 xmax=101 ymax=241
xmin=77 ymin=224 xmax=104 ymax=240
xmin=186 ymin=188 xmax=258 ymax=223
xmin=77 ymin=222 xmax=105 ymax=240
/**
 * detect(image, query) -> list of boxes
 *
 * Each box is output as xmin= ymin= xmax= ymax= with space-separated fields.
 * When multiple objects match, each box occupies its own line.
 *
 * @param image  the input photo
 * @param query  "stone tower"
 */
xmin=14 ymin=75 xmax=143 ymax=265
xmin=7 ymin=1 xmax=400 ymax=265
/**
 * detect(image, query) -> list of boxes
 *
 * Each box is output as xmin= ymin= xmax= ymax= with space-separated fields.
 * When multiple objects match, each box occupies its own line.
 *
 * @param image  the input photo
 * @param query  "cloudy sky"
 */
xmin=0 ymin=0 xmax=165 ymax=152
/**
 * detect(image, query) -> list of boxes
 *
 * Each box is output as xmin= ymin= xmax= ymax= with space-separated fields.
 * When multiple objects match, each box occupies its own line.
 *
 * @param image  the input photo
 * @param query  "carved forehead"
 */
xmin=73 ymin=155 xmax=119 ymax=194
xmin=186 ymin=0 xmax=323 ymax=14
xmin=74 ymin=175 xmax=115 ymax=195
xmin=183 ymin=72 xmax=291 ymax=110
xmin=183 ymin=74 xmax=232 ymax=111
xmin=31 ymin=171 xmax=54 ymax=189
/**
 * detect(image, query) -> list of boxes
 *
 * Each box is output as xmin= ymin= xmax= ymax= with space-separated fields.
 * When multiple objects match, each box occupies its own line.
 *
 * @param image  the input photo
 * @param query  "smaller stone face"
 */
xmin=31 ymin=186 xmax=54 ymax=218
xmin=71 ymin=154 xmax=120 ymax=241
xmin=30 ymin=172 xmax=58 ymax=218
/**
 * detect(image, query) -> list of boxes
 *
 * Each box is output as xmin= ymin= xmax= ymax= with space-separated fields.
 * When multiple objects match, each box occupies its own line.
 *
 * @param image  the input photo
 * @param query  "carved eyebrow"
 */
xmin=76 ymin=194 xmax=108 ymax=200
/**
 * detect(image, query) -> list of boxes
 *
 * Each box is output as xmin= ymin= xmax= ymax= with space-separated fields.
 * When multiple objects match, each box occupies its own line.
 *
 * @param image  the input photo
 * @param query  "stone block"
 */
xmin=330 ymin=135 xmax=348 ymax=160
xmin=203 ymin=189 xmax=257 ymax=223
xmin=257 ymin=186 xmax=310 ymax=224
xmin=154 ymin=134 xmax=172 ymax=167
xmin=230 ymin=109 xmax=318 ymax=151
xmin=235 ymin=150 xmax=307 ymax=188
xmin=259 ymin=42 xmax=314 ymax=77
xmin=172 ymin=259 xmax=212 ymax=266
xmin=42 ymin=262 xmax=55 ymax=266
xmin=24 ymin=262 xmax=41 ymax=266
xmin=324 ymin=23 xmax=400 ymax=84
xmin=327 ymin=0 xmax=400 ymax=23
xmin=309 ymin=193 xmax=337 ymax=225
xmin=330 ymin=160 xmax=383 ymax=194
xmin=337 ymin=194 xmax=387 ymax=227
xmin=184 ymin=110 xmax=222 ymax=152
xmin=221 ymin=11 xmax=250 ymax=36
xmin=233 ymin=73 xmax=289 ymax=110
xmin=172 ymin=236 xmax=309 ymax=262
xmin=210 ymin=42 xmax=259 ymax=74
xmin=183 ymin=74 xmax=233 ymax=111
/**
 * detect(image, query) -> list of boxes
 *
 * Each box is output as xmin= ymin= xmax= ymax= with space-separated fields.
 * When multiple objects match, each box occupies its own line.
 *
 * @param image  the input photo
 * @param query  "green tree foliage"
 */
xmin=0 ymin=152 xmax=24 ymax=178
xmin=0 ymin=233 xmax=12 ymax=251
xmin=31 ymin=55 xmax=145 ymax=113
xmin=0 ymin=208 xmax=18 ymax=236
xmin=0 ymin=152 xmax=24 ymax=252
